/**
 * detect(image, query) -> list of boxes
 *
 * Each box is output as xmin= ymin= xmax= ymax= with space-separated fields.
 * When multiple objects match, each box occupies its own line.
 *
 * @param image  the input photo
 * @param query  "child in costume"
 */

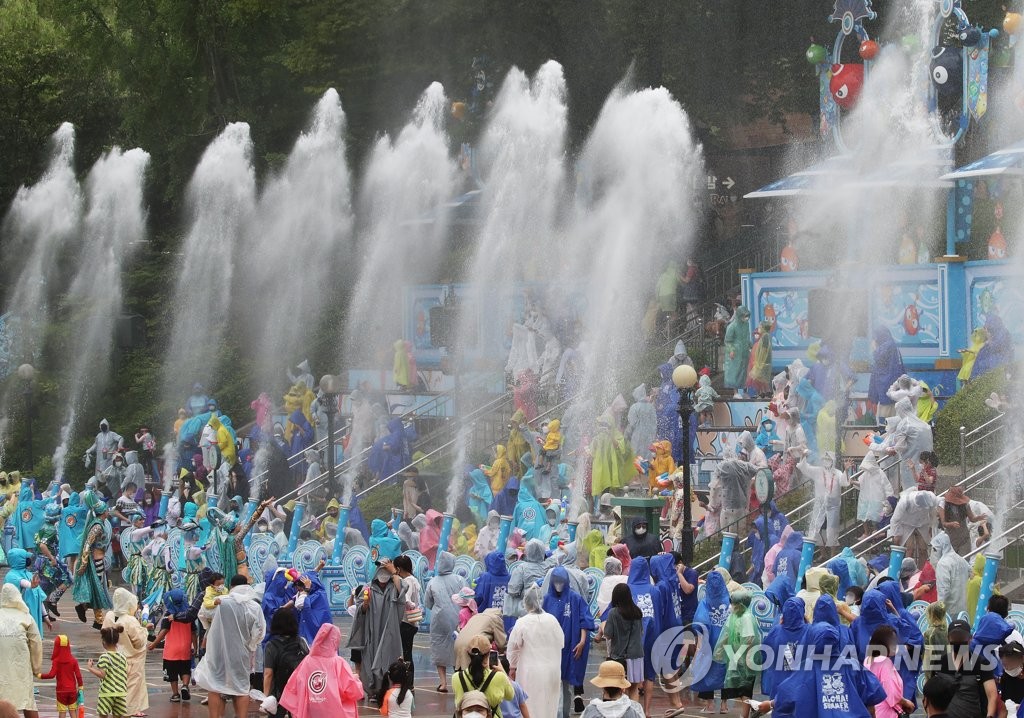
xmin=38 ymin=634 xmax=85 ymax=718
xmin=693 ymin=373 xmax=720 ymax=426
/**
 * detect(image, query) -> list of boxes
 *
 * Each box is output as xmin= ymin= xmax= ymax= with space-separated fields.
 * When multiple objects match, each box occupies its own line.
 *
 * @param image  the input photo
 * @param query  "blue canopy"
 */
xmin=941 ymin=140 xmax=1024 ymax=180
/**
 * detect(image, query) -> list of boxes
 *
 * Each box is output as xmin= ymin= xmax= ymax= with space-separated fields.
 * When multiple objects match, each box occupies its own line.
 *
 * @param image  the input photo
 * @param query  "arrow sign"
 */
xmin=722 ymin=177 xmax=735 ymax=190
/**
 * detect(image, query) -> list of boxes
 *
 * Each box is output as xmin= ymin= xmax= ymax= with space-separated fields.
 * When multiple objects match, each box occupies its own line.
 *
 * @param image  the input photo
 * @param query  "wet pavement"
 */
xmin=29 ymin=591 xmax=749 ymax=718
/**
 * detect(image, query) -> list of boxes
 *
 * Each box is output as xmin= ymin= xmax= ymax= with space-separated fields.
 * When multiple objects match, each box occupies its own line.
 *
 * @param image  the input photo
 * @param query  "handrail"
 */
xmin=821 ymin=442 xmax=1024 ymax=568
xmin=694 ymin=453 xmax=899 ymax=574
xmin=959 ymin=413 xmax=1006 ymax=482
xmin=963 ymin=412 xmax=1005 ymax=442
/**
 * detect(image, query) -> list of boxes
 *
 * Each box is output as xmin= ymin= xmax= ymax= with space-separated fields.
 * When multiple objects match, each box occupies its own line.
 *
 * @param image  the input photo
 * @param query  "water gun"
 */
xmin=77 ymin=689 xmax=85 ymax=718
xmin=654 ymin=472 xmax=672 ymax=489
xmin=634 ymin=457 xmax=651 ymax=476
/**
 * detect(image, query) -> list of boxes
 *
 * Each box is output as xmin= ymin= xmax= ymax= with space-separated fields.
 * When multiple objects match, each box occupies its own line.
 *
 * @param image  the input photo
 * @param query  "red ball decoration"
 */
xmin=859 ymin=40 xmax=880 ymax=60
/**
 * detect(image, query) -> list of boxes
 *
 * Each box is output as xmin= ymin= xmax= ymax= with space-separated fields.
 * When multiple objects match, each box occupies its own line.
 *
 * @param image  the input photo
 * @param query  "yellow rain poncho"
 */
xmin=816 ymin=400 xmax=838 ymax=456
xmin=208 ymin=414 xmax=236 ymax=467
xmin=456 ymin=524 xmax=478 ymax=556
xmin=393 ymin=339 xmax=411 ymax=387
xmin=507 ymin=409 xmax=531 ymax=466
xmin=590 ymin=418 xmax=633 ymax=497
xmin=958 ymin=328 xmax=988 ymax=383
xmin=966 ymin=552 xmax=998 ymax=625
xmin=486 ymin=445 xmax=513 ymax=493
xmin=581 ymin=529 xmax=608 ymax=569
xmin=917 ymin=381 xmax=939 ymax=423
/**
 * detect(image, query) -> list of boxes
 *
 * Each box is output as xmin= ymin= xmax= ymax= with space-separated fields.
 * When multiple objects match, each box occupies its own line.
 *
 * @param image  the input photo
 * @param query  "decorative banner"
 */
xmin=968 ymin=276 xmax=1024 ymax=343
xmin=871 ymin=279 xmax=941 ymax=347
xmin=967 ymin=34 xmax=989 ymax=121
xmin=757 ymin=288 xmax=811 ymax=349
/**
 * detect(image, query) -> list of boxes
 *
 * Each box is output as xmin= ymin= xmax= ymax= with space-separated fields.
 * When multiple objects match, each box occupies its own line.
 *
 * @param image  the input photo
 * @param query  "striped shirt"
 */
xmin=97 ymin=650 xmax=128 ymax=698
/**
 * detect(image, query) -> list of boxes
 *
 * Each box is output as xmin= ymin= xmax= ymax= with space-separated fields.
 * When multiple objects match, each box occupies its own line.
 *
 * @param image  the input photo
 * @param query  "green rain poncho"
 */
xmin=581 ymin=529 xmax=608 ymax=569
xmin=712 ymin=590 xmax=762 ymax=690
xmin=590 ymin=417 xmax=633 ymax=497
xmin=923 ymin=601 xmax=949 ymax=679
xmin=724 ymin=306 xmax=752 ymax=391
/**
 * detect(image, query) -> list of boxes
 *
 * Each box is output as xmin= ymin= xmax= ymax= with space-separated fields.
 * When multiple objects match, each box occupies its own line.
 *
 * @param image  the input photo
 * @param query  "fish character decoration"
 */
xmin=780 ymin=245 xmax=799 ymax=272
xmin=830 ymin=64 xmax=864 ymax=109
xmin=988 ymin=228 xmax=1007 ymax=259
xmin=931 ymin=46 xmax=963 ymax=106
xmin=763 ymin=304 xmax=777 ymax=332
xmin=903 ymin=304 xmax=920 ymax=336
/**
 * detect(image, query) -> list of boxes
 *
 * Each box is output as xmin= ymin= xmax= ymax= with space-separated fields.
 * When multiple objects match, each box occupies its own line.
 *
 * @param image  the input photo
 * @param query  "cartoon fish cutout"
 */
xmin=830 ymin=63 xmax=865 ymax=110
xmin=764 ymin=304 xmax=777 ymax=332
xmin=780 ymin=245 xmax=799 ymax=272
xmin=903 ymin=304 xmax=920 ymax=336
xmin=988 ymin=227 xmax=1007 ymax=259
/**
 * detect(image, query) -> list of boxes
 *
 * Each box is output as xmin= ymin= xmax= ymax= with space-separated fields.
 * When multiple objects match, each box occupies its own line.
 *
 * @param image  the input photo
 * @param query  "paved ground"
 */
xmin=30 ymin=591 xmax=747 ymax=718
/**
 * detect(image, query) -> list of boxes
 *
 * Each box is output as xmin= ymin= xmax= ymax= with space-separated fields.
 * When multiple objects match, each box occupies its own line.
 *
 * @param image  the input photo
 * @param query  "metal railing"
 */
xmin=693 ymin=454 xmax=903 ymax=574
xmin=959 ymin=413 xmax=1006 ymax=481
xmin=827 ymin=442 xmax=1024 ymax=568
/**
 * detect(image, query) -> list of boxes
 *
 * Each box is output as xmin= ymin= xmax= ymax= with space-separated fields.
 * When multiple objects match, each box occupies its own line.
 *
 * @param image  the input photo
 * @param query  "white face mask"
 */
xmin=463 ymin=712 xmax=487 ymax=718
xmin=547 ymin=518 xmax=557 ymax=526
xmin=635 ymin=527 xmax=647 ymax=536
xmin=1005 ymin=665 xmax=1023 ymax=677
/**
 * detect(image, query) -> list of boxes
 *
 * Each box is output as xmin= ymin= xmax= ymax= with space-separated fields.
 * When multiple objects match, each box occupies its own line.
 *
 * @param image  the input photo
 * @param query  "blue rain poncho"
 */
xmin=692 ymin=569 xmax=730 ymax=693
xmin=813 ymin=595 xmax=855 ymax=650
xmin=774 ymin=623 xmax=886 ymax=718
xmin=3 ymin=547 xmax=46 ymax=634
xmin=773 ymin=530 xmax=804 ymax=587
xmin=58 ymin=493 xmax=88 ymax=558
xmin=654 ymin=363 xmax=683 ymax=462
xmin=868 ymin=327 xmax=904 ymax=407
xmin=468 ymin=468 xmax=494 ymax=526
xmin=261 ymin=568 xmax=294 ymax=645
xmin=761 ymin=597 xmax=807 ymax=697
xmin=765 ymin=574 xmax=796 ymax=613
xmin=475 ymin=550 xmax=510 ymax=612
xmin=825 ymin=557 xmax=853 ymax=598
xmin=972 ymin=314 xmax=1013 ymax=378
xmin=17 ymin=482 xmax=47 ymax=550
xmin=757 ymin=419 xmax=781 ymax=460
xmin=513 ymin=475 xmax=545 ymax=541
xmin=296 ymin=573 xmax=333 ymax=647
xmin=627 ymin=556 xmax=665 ymax=681
xmin=542 ymin=566 xmax=596 ymax=685
xmin=650 ymin=553 xmax=683 ymax=629
xmin=368 ymin=519 xmax=402 ymax=561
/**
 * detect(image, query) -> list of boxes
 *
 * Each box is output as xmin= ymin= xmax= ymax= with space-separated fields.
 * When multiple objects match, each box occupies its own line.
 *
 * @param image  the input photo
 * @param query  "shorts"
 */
xmin=722 ymin=681 xmax=756 ymax=700
xmin=623 ymin=657 xmax=644 ymax=684
xmin=56 ymin=700 xmax=79 ymax=713
xmin=96 ymin=694 xmax=126 ymax=717
xmin=163 ymin=658 xmax=192 ymax=682
xmin=350 ymin=649 xmax=362 ymax=663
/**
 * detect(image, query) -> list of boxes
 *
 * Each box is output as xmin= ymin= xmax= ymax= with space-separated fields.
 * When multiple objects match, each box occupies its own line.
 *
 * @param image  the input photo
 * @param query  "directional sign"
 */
xmin=722 ymin=177 xmax=736 ymax=190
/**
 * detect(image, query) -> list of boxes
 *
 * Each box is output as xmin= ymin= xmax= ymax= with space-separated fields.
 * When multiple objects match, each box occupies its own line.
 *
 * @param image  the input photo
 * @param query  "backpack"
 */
xmin=454 ymin=669 xmax=500 ymax=718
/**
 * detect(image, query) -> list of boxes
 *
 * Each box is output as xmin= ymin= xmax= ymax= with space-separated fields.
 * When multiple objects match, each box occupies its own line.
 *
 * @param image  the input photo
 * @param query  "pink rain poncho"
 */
xmin=281 ymin=623 xmax=364 ymax=718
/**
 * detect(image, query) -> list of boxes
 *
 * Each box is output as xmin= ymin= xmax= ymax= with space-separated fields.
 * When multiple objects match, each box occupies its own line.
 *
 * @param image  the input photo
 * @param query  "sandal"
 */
xmin=169 ymin=695 xmax=181 ymax=703
xmin=437 ymin=685 xmax=449 ymax=693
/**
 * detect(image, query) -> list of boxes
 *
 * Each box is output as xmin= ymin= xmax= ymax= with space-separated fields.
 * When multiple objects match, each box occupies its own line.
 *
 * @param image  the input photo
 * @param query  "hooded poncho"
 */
xmin=692 ymin=569 xmax=730 ymax=693
xmin=650 ymin=553 xmax=683 ymax=629
xmin=627 ymin=385 xmax=658 ymax=457
xmin=423 ymin=551 xmax=466 ymax=666
xmin=4 ymin=547 xmax=46 ymax=634
xmin=761 ymin=597 xmax=807 ymax=697
xmin=958 ymin=328 xmax=987 ymax=382
xmin=505 ymin=539 xmax=548 ymax=619
xmin=713 ymin=591 xmax=762 ymax=690
xmin=774 ymin=624 xmax=886 ymax=718
xmin=0 ymin=584 xmax=42 ymax=710
xmin=724 ymin=306 xmax=753 ymax=390
xmin=868 ymin=327 xmax=905 ymax=407
xmin=468 ymin=468 xmax=494 ymax=525
xmin=40 ymin=634 xmax=83 ymax=706
xmin=281 ymin=624 xmax=364 ymax=718
xmin=101 ymin=587 xmax=149 ymax=714
xmin=972 ymin=314 xmax=1013 ymax=379
xmin=193 ymin=584 xmax=265 ymax=696
xmin=773 ymin=529 xmax=805 ymax=587
xmin=475 ymin=550 xmax=511 ymax=614
xmin=542 ymin=566 xmax=596 ymax=684
xmin=369 ymin=519 xmax=402 ymax=561
xmin=507 ymin=585 xmax=565 ymax=718
xmin=932 ymin=531 xmax=971 ymax=618
xmin=296 ymin=573 xmax=333 ymax=647
xmin=627 ymin=557 xmax=666 ymax=681
xmin=347 ymin=566 xmax=406 ymax=695
xmin=623 ymin=517 xmax=661 ymax=559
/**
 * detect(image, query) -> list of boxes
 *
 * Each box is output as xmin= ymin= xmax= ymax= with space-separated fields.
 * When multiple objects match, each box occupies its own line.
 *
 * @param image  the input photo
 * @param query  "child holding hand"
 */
xmin=38 ymin=634 xmax=85 ymax=718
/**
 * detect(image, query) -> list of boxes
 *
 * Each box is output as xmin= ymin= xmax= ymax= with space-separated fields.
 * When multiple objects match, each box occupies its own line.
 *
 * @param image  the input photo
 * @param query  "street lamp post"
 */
xmin=17 ymin=364 xmax=36 ymax=468
xmin=672 ymin=364 xmax=698 ymax=563
xmin=319 ymin=374 xmax=343 ymax=494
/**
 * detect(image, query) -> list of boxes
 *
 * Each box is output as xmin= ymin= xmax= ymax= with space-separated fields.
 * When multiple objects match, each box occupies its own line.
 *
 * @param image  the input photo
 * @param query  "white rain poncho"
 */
xmin=423 ymin=551 xmax=465 ymax=666
xmin=710 ymin=457 xmax=758 ymax=531
xmin=102 ymin=587 xmax=150 ymax=714
xmin=626 ymin=384 xmax=658 ymax=458
xmin=506 ymin=585 xmax=565 ymax=718
xmin=931 ymin=531 xmax=971 ymax=618
xmin=0 ymin=584 xmax=42 ymax=711
xmin=886 ymin=374 xmax=923 ymax=404
xmin=856 ymin=450 xmax=895 ymax=523
xmin=474 ymin=511 xmax=501 ymax=561
xmin=888 ymin=489 xmax=940 ymax=543
xmin=194 ymin=583 xmax=266 ymax=696
xmin=799 ymin=452 xmax=849 ymax=547
xmin=506 ymin=322 xmax=540 ymax=377
xmin=737 ymin=430 xmax=768 ymax=468
xmin=505 ymin=539 xmax=549 ymax=618
xmin=888 ymin=398 xmax=934 ymax=491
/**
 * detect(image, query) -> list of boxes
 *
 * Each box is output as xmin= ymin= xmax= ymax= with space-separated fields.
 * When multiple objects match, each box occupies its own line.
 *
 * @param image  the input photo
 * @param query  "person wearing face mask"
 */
xmin=84 ymin=419 xmax=125 ymax=478
xmin=457 ymin=690 xmax=499 ymax=718
xmin=845 ymin=586 xmax=864 ymax=618
xmin=799 ymin=450 xmax=849 ymax=552
xmin=620 ymin=518 xmax=659 ymax=560
xmin=423 ymin=552 xmax=466 ymax=693
xmin=346 ymin=558 xmax=406 ymax=698
xmin=998 ymin=642 xmax=1024 ymax=714
xmin=864 ymin=625 xmax=917 ymax=718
